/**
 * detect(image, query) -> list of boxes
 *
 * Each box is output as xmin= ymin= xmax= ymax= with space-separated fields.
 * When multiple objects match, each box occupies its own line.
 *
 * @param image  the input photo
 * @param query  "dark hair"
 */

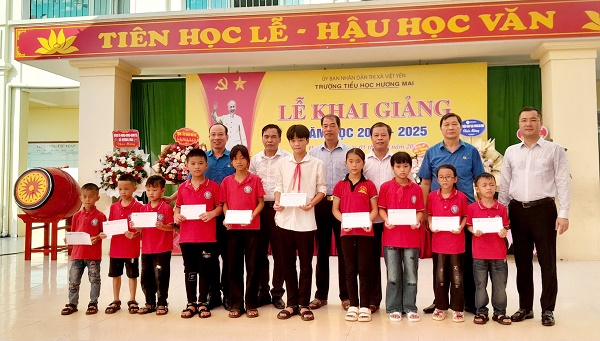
xmin=262 ymin=124 xmax=282 ymax=137
xmin=346 ymin=148 xmax=365 ymax=162
xmin=390 ymin=151 xmax=412 ymax=167
xmin=146 ymin=175 xmax=166 ymax=188
xmin=230 ymin=144 xmax=250 ymax=162
xmin=439 ymin=112 xmax=462 ymax=127
xmin=519 ymin=106 xmax=542 ymax=120
xmin=210 ymin=123 xmax=228 ymax=136
xmin=474 ymin=172 xmax=496 ymax=186
xmin=370 ymin=122 xmax=392 ymax=136
xmin=118 ymin=173 xmax=136 ymax=184
xmin=437 ymin=163 xmax=458 ymax=189
xmin=320 ymin=114 xmax=341 ymax=127
xmin=81 ymin=183 xmax=100 ymax=194
xmin=286 ymin=124 xmax=310 ymax=141
xmin=187 ymin=148 xmax=207 ymax=162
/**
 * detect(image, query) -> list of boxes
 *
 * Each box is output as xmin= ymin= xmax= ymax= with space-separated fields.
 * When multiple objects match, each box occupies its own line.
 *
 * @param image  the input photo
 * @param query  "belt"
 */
xmin=326 ymin=195 xmax=334 ymax=201
xmin=511 ymin=197 xmax=554 ymax=209
xmin=264 ymin=201 xmax=275 ymax=208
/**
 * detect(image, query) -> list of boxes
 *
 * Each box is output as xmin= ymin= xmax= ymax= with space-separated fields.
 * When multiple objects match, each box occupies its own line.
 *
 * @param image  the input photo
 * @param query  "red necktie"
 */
xmin=292 ymin=162 xmax=301 ymax=192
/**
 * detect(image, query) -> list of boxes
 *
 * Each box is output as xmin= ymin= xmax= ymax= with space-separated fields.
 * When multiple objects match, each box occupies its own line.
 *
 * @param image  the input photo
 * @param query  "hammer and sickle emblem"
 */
xmin=215 ymin=77 xmax=228 ymax=91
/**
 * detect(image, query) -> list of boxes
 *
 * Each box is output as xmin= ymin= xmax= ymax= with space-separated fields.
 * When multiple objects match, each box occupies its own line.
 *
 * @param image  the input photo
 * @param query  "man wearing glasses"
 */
xmin=417 ymin=113 xmax=485 ymax=315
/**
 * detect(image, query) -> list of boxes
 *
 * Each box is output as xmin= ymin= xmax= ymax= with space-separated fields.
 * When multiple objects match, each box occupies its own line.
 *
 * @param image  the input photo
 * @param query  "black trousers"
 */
xmin=228 ymin=230 xmax=260 ymax=310
xmin=180 ymin=242 xmax=216 ymax=305
xmin=463 ymin=229 xmax=476 ymax=310
xmin=279 ymin=227 xmax=315 ymax=308
xmin=314 ymin=199 xmax=348 ymax=301
xmin=341 ymin=236 xmax=375 ymax=308
xmin=258 ymin=204 xmax=285 ymax=299
xmin=509 ymin=200 xmax=558 ymax=311
xmin=370 ymin=222 xmax=383 ymax=306
xmin=140 ymin=251 xmax=171 ymax=306
xmin=210 ymin=214 xmax=229 ymax=299
xmin=434 ymin=253 xmax=464 ymax=311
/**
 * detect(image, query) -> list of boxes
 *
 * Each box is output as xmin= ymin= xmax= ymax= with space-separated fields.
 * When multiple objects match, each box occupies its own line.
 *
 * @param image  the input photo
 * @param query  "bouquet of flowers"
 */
xmin=152 ymin=143 xmax=205 ymax=184
xmin=96 ymin=148 xmax=151 ymax=197
xmin=475 ymin=138 xmax=504 ymax=186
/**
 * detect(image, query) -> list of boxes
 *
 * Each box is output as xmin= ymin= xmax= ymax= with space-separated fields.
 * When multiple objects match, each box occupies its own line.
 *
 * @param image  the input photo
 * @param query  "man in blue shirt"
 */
xmin=418 ymin=113 xmax=485 ymax=315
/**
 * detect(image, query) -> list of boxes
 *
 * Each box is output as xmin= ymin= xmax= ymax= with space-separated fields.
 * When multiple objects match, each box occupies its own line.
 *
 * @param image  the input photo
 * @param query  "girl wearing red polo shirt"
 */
xmin=332 ymin=148 xmax=378 ymax=322
xmin=427 ymin=164 xmax=468 ymax=323
xmin=220 ymin=145 xmax=265 ymax=318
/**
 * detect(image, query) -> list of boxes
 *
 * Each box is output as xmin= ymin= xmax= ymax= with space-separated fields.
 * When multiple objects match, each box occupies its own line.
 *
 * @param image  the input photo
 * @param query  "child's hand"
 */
xmin=384 ymin=220 xmax=395 ymax=229
xmin=363 ymin=224 xmax=372 ymax=233
xmin=498 ymin=228 xmax=508 ymax=238
xmin=273 ymin=203 xmax=284 ymax=212
xmin=99 ymin=232 xmax=107 ymax=239
xmin=90 ymin=235 xmax=100 ymax=244
xmin=474 ymin=229 xmax=483 ymax=237
xmin=451 ymin=228 xmax=462 ymax=234
xmin=410 ymin=222 xmax=421 ymax=230
xmin=156 ymin=221 xmax=164 ymax=230
xmin=128 ymin=220 xmax=134 ymax=229
xmin=199 ymin=211 xmax=215 ymax=222
xmin=174 ymin=213 xmax=186 ymax=225
xmin=299 ymin=203 xmax=313 ymax=212
xmin=124 ymin=230 xmax=137 ymax=239
xmin=224 ymin=224 xmax=232 ymax=230
xmin=343 ymin=228 xmax=352 ymax=233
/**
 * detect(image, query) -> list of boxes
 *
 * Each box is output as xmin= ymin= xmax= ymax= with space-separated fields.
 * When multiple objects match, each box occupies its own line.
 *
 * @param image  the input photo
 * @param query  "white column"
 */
xmin=69 ymin=59 xmax=140 ymax=211
xmin=532 ymin=42 xmax=600 ymax=260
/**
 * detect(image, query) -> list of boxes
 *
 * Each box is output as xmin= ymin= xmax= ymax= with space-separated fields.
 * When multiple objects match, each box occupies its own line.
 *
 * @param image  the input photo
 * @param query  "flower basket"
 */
xmin=152 ymin=143 xmax=206 ymax=184
xmin=96 ymin=148 xmax=151 ymax=198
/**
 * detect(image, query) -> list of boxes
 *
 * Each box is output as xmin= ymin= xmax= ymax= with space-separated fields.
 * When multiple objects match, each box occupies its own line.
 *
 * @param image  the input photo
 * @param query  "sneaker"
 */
xmin=453 ymin=311 xmax=465 ymax=323
xmin=432 ymin=308 xmax=446 ymax=321
xmin=389 ymin=311 xmax=402 ymax=322
xmin=407 ymin=312 xmax=421 ymax=322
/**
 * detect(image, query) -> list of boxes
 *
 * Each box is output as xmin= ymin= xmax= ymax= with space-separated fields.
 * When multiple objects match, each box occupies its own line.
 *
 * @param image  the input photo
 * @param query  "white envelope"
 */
xmin=180 ymin=204 xmax=207 ymax=220
xmin=342 ymin=212 xmax=371 ymax=229
xmin=224 ymin=210 xmax=253 ymax=225
xmin=431 ymin=216 xmax=460 ymax=231
xmin=279 ymin=193 xmax=307 ymax=207
xmin=473 ymin=217 xmax=504 ymax=234
xmin=130 ymin=212 xmax=158 ymax=228
xmin=102 ymin=219 xmax=128 ymax=238
xmin=66 ymin=232 xmax=92 ymax=245
xmin=388 ymin=209 xmax=417 ymax=225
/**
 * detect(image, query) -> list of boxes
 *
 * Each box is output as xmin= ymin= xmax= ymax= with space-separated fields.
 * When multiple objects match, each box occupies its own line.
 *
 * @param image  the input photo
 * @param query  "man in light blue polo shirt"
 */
xmin=418 ymin=113 xmax=485 ymax=315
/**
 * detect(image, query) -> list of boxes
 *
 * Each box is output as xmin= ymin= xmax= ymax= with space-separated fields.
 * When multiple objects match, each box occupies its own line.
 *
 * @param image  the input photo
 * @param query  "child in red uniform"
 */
xmin=378 ymin=152 xmax=425 ymax=322
xmin=427 ymin=164 xmax=468 ymax=322
xmin=61 ymin=183 xmax=107 ymax=315
xmin=174 ymin=148 xmax=222 ymax=319
xmin=133 ymin=175 xmax=174 ymax=315
xmin=105 ymin=174 xmax=144 ymax=314
xmin=467 ymin=173 xmax=511 ymax=325
xmin=220 ymin=145 xmax=265 ymax=318
xmin=332 ymin=148 xmax=378 ymax=322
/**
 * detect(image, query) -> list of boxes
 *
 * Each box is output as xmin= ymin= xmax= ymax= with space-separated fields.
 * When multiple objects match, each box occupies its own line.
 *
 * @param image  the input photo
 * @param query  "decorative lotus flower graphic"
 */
xmin=35 ymin=29 xmax=79 ymax=55
xmin=582 ymin=11 xmax=600 ymax=31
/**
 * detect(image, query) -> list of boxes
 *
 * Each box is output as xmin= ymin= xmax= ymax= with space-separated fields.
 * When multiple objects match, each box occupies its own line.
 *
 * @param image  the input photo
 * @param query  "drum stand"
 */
xmin=18 ymin=214 xmax=72 ymax=260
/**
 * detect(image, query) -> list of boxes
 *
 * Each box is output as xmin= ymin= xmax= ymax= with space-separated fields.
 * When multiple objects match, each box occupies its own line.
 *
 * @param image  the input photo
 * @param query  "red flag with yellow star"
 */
xmin=197 ymin=72 xmax=266 ymax=151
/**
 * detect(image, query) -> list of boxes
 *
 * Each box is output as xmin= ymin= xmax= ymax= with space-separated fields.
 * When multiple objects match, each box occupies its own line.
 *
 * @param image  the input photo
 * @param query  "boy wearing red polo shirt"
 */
xmin=105 ymin=174 xmax=144 ymax=315
xmin=174 ymin=148 xmax=223 ymax=319
xmin=378 ymin=152 xmax=425 ymax=323
xmin=220 ymin=145 xmax=265 ymax=318
xmin=467 ymin=173 xmax=511 ymax=325
xmin=134 ymin=175 xmax=174 ymax=316
xmin=61 ymin=183 xmax=106 ymax=316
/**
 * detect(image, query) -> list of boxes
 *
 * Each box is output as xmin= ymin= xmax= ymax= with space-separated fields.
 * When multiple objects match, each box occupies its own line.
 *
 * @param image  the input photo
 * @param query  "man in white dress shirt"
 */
xmin=499 ymin=107 xmax=570 ymax=327
xmin=249 ymin=124 xmax=290 ymax=309
xmin=212 ymin=100 xmax=248 ymax=150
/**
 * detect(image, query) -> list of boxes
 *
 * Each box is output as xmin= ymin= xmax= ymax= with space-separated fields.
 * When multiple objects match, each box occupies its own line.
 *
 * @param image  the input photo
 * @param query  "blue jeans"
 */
xmin=68 ymin=259 xmax=101 ymax=307
xmin=383 ymin=247 xmax=419 ymax=313
xmin=473 ymin=259 xmax=508 ymax=316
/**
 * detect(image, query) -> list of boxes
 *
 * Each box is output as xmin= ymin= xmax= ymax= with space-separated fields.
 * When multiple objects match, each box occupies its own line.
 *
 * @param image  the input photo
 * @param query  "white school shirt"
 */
xmin=249 ymin=148 xmax=290 ymax=201
xmin=364 ymin=150 xmax=394 ymax=223
xmin=274 ymin=154 xmax=326 ymax=232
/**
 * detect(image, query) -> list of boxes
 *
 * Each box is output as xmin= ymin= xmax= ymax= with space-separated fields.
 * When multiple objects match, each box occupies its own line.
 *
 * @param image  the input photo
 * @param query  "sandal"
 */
xmin=345 ymin=306 xmax=359 ymax=322
xmin=407 ymin=312 xmax=421 ymax=322
xmin=277 ymin=307 xmax=298 ymax=320
xmin=61 ymin=303 xmax=78 ymax=315
xmin=358 ymin=307 xmax=371 ymax=322
xmin=308 ymin=298 xmax=327 ymax=310
xmin=389 ymin=311 xmax=402 ymax=322
xmin=138 ymin=304 xmax=156 ymax=315
xmin=341 ymin=299 xmax=351 ymax=311
xmin=156 ymin=305 xmax=169 ymax=316
xmin=85 ymin=303 xmax=98 ymax=315
xmin=229 ymin=309 xmax=243 ymax=318
xmin=432 ymin=308 xmax=447 ymax=321
xmin=300 ymin=308 xmax=314 ymax=321
xmin=198 ymin=305 xmax=211 ymax=318
xmin=474 ymin=313 xmax=489 ymax=324
xmin=453 ymin=311 xmax=465 ymax=323
xmin=246 ymin=308 xmax=259 ymax=318
xmin=181 ymin=303 xmax=197 ymax=318
xmin=492 ymin=314 xmax=512 ymax=325
xmin=104 ymin=300 xmax=121 ymax=314
xmin=127 ymin=300 xmax=139 ymax=314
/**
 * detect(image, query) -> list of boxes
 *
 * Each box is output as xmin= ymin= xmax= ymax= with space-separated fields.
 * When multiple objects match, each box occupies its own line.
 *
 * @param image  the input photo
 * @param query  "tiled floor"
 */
xmin=0 ymin=236 xmax=598 ymax=341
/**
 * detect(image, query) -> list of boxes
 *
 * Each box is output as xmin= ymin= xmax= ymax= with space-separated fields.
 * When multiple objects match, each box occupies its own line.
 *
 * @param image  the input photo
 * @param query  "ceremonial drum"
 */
xmin=14 ymin=167 xmax=81 ymax=219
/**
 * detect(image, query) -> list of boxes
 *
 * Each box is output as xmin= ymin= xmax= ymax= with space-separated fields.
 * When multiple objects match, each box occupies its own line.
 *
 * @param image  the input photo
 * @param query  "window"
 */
xmin=186 ymin=0 xmax=287 ymax=9
xmin=29 ymin=0 xmax=129 ymax=19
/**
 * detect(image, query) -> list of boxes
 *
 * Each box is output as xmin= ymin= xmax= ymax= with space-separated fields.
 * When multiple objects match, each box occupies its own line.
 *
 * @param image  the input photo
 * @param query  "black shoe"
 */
xmin=258 ymin=295 xmax=272 ymax=307
xmin=511 ymin=309 xmax=534 ymax=322
xmin=423 ymin=302 xmax=436 ymax=314
xmin=223 ymin=296 xmax=232 ymax=311
xmin=464 ymin=306 xmax=476 ymax=314
xmin=541 ymin=310 xmax=555 ymax=326
xmin=207 ymin=295 xmax=222 ymax=310
xmin=272 ymin=297 xmax=286 ymax=310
